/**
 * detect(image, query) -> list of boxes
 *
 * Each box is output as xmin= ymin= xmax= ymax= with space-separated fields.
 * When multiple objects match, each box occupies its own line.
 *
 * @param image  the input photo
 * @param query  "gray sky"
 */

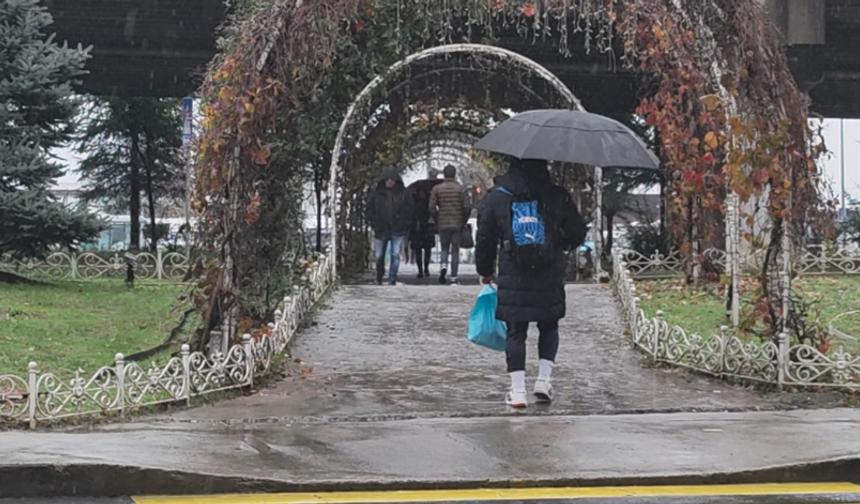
xmin=818 ymin=118 xmax=860 ymax=205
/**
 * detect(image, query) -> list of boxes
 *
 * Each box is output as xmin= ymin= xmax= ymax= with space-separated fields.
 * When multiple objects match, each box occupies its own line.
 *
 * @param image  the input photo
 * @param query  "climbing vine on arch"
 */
xmin=191 ymin=0 xmax=829 ymax=350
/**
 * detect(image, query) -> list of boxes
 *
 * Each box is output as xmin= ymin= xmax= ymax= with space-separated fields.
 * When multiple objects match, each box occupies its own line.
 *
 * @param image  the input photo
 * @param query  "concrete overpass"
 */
xmin=44 ymin=0 xmax=860 ymax=118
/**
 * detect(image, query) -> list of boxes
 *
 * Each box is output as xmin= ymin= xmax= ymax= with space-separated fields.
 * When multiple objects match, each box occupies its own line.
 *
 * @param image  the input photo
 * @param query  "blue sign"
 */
xmin=182 ymin=97 xmax=193 ymax=145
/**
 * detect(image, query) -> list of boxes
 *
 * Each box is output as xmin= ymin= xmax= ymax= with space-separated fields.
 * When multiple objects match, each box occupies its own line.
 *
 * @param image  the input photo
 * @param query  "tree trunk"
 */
xmin=142 ymin=135 xmax=158 ymax=252
xmin=129 ymin=134 xmax=142 ymax=250
xmin=659 ymin=171 xmax=667 ymax=238
xmin=315 ymin=167 xmax=323 ymax=252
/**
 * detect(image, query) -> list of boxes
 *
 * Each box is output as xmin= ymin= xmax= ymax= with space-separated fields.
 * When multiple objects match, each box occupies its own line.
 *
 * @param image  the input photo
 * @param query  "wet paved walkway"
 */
xmin=2 ymin=266 xmax=856 ymax=498
xmin=170 ymin=266 xmax=838 ymax=424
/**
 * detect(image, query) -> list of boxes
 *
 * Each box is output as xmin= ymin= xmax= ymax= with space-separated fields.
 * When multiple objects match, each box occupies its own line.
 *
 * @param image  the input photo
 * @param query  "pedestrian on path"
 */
xmin=475 ymin=159 xmax=587 ymax=408
xmin=476 ymin=175 xmax=502 ymax=223
xmin=409 ymin=187 xmax=435 ymax=278
xmin=429 ymin=165 xmax=470 ymax=285
xmin=367 ymin=167 xmax=414 ymax=285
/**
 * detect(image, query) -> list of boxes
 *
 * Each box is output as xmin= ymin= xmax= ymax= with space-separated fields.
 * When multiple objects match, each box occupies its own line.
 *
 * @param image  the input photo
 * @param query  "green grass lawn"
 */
xmin=0 ymin=281 xmax=191 ymax=378
xmin=637 ymin=276 xmax=860 ymax=345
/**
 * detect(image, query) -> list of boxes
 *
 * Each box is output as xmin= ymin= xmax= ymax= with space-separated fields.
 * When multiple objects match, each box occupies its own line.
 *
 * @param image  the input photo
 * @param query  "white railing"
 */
xmin=621 ymin=246 xmax=860 ymax=279
xmin=0 ymin=252 xmax=336 ymax=427
xmin=0 ymin=250 xmax=191 ymax=281
xmin=612 ymin=249 xmax=860 ymax=389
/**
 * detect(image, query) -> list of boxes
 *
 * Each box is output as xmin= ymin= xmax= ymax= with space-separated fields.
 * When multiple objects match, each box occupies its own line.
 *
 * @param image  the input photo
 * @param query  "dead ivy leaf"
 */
xmin=704 ymin=131 xmax=718 ymax=150
xmin=699 ymin=94 xmax=722 ymax=111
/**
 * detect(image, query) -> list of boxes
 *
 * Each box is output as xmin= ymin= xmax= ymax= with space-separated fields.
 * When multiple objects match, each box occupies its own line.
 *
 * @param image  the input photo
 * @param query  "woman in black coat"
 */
xmin=409 ymin=187 xmax=436 ymax=278
xmin=475 ymin=159 xmax=587 ymax=408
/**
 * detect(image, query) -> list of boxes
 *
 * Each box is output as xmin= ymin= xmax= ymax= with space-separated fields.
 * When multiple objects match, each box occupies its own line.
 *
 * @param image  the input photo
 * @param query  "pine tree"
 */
xmin=76 ymin=97 xmax=184 ymax=251
xmin=0 ymin=0 xmax=102 ymax=260
xmin=601 ymin=115 xmax=661 ymax=255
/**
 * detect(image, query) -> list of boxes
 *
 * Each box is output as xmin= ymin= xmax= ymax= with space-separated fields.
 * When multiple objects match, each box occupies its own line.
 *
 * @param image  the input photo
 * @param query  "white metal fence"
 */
xmin=0 ymin=253 xmax=336 ymax=427
xmin=612 ymin=249 xmax=860 ymax=389
xmin=0 ymin=250 xmax=191 ymax=281
xmin=620 ymin=246 xmax=860 ymax=279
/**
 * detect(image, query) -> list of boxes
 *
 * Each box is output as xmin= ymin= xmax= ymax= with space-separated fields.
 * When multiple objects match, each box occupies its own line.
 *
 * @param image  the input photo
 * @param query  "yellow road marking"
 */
xmin=132 ymin=482 xmax=860 ymax=504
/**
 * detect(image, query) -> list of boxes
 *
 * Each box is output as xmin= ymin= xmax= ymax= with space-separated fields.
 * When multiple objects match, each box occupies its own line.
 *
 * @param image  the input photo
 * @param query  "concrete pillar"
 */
xmin=760 ymin=0 xmax=825 ymax=45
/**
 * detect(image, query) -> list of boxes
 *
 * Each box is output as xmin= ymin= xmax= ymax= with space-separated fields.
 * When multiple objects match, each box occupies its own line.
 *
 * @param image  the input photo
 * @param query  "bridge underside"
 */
xmin=45 ymin=0 xmax=860 ymax=118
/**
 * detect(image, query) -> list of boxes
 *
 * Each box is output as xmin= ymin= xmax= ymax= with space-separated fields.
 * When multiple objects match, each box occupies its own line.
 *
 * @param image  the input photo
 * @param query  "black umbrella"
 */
xmin=473 ymin=109 xmax=660 ymax=170
xmin=407 ymin=178 xmax=444 ymax=194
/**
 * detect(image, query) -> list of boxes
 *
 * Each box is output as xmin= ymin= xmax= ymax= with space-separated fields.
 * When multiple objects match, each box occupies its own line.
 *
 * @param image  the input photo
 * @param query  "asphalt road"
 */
xmin=3 ymin=483 xmax=860 ymax=504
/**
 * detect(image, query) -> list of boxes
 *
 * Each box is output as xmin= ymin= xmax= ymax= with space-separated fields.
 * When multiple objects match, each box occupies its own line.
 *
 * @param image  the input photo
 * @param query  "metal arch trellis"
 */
xmin=327 ymin=42 xmax=586 ymax=277
xmin=349 ymin=91 xmax=542 ymax=169
xmin=376 ymin=66 xmax=564 ymax=115
xmin=400 ymin=132 xmax=483 ymax=172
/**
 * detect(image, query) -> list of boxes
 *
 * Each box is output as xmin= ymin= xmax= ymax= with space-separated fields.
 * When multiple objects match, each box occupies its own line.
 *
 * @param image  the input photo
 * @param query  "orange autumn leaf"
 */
xmin=704 ymin=131 xmax=718 ymax=150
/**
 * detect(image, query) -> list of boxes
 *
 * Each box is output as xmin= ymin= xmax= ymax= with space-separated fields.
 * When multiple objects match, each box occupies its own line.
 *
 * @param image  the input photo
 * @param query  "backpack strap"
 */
xmin=496 ymin=187 xmax=512 ymax=197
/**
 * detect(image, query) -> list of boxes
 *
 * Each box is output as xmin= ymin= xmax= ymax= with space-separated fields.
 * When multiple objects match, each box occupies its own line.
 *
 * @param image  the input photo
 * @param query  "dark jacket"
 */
xmin=367 ymin=168 xmax=414 ymax=238
xmin=475 ymin=168 xmax=587 ymax=322
xmin=476 ymin=185 xmax=498 ymax=223
xmin=429 ymin=179 xmax=469 ymax=232
xmin=409 ymin=190 xmax=436 ymax=250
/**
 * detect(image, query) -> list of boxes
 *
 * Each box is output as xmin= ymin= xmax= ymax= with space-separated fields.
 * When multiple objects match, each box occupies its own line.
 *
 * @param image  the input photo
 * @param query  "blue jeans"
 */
xmin=375 ymin=235 xmax=406 ymax=283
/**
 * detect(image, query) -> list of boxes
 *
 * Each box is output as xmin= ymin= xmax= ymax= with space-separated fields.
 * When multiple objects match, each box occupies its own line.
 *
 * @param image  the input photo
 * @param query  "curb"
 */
xmin=3 ymin=458 xmax=860 ymax=499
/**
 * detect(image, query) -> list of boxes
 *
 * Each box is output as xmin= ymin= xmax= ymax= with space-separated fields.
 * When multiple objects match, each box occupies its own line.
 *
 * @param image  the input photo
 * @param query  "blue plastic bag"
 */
xmin=467 ymin=285 xmax=507 ymax=351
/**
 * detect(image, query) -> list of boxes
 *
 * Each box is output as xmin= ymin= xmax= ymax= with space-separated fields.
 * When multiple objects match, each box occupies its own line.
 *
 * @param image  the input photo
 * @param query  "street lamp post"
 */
xmin=841 ymin=118 xmax=846 ymax=222
xmin=182 ymin=97 xmax=194 ymax=251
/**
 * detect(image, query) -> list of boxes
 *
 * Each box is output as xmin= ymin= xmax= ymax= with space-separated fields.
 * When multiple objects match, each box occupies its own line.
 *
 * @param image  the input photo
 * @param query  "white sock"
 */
xmin=510 ymin=371 xmax=526 ymax=393
xmin=538 ymin=359 xmax=554 ymax=382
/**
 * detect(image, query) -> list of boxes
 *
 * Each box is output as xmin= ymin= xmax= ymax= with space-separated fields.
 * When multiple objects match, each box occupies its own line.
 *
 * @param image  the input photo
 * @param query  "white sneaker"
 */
xmin=505 ymin=389 xmax=528 ymax=408
xmin=533 ymin=379 xmax=553 ymax=403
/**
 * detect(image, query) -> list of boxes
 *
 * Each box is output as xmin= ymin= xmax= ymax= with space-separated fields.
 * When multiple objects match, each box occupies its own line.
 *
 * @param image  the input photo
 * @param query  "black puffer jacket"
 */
xmin=409 ymin=190 xmax=436 ymax=250
xmin=367 ymin=168 xmax=414 ymax=238
xmin=475 ymin=165 xmax=587 ymax=322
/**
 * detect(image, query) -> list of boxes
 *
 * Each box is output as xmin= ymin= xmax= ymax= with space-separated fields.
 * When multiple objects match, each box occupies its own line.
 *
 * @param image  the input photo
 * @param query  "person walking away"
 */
xmin=476 ymin=175 xmax=502 ymax=223
xmin=475 ymin=159 xmax=586 ymax=408
xmin=476 ymin=176 xmax=503 ymax=274
xmin=429 ymin=165 xmax=469 ymax=285
xmin=367 ymin=167 xmax=414 ymax=285
xmin=410 ymin=187 xmax=435 ymax=278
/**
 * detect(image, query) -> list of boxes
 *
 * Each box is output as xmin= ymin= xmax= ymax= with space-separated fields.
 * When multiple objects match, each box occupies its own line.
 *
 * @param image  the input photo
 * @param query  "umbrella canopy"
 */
xmin=473 ymin=109 xmax=660 ymax=170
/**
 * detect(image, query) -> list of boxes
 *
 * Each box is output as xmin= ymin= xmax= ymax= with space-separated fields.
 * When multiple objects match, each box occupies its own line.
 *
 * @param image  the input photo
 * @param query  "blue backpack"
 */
xmin=497 ymin=187 xmax=553 ymax=269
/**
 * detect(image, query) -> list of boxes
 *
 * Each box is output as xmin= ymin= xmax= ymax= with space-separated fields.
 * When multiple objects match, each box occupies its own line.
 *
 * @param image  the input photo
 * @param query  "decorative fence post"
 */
xmin=156 ymin=248 xmax=164 ymax=280
xmin=819 ymin=247 xmax=827 ymax=274
xmin=653 ymin=311 xmax=663 ymax=358
xmin=286 ymin=296 xmax=296 ymax=340
xmin=70 ymin=253 xmax=78 ymax=280
xmin=777 ymin=332 xmax=789 ymax=389
xmin=180 ymin=344 xmax=191 ymax=404
xmin=115 ymin=353 xmax=125 ymax=416
xmin=632 ymin=296 xmax=641 ymax=342
xmin=242 ymin=334 xmax=254 ymax=387
xmin=27 ymin=362 xmax=37 ymax=429
xmin=719 ymin=325 xmax=729 ymax=375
